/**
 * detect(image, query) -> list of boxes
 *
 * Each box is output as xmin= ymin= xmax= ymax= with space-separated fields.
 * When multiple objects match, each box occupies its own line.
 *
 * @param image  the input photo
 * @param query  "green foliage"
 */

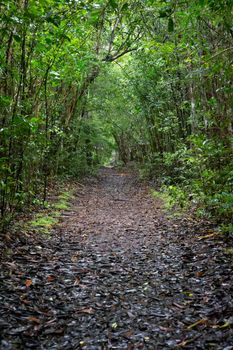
xmin=54 ymin=190 xmax=74 ymax=210
xmin=207 ymin=192 xmax=233 ymax=219
xmin=54 ymin=202 xmax=69 ymax=210
xmin=151 ymin=185 xmax=188 ymax=213
xmin=151 ymin=189 xmax=174 ymax=211
xmin=29 ymin=189 xmax=73 ymax=234
xmin=0 ymin=0 xmax=232 ymax=230
xmin=1 ymin=0 xmax=143 ymax=227
xmin=30 ymin=215 xmax=59 ymax=234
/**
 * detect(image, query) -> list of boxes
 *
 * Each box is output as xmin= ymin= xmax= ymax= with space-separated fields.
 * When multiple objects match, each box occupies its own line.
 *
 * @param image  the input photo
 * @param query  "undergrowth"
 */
xmin=150 ymin=187 xmax=187 ymax=218
xmin=29 ymin=189 xmax=74 ymax=235
xmin=142 ymin=135 xmax=233 ymax=236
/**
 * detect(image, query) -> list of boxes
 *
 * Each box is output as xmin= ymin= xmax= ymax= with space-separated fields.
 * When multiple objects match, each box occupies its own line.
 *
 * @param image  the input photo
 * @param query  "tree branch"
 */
xmin=103 ymin=47 xmax=138 ymax=62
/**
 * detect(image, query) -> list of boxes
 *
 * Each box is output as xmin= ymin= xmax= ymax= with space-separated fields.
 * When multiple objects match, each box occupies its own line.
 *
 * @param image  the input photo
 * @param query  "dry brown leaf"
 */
xmin=78 ymin=307 xmax=95 ymax=314
xmin=74 ymin=278 xmax=81 ymax=285
xmin=27 ymin=316 xmax=40 ymax=324
xmin=123 ymin=330 xmax=133 ymax=338
xmin=47 ymin=275 xmax=56 ymax=282
xmin=71 ymin=255 xmax=78 ymax=262
xmin=173 ymin=302 xmax=185 ymax=309
xmin=177 ymin=335 xmax=201 ymax=347
xmin=195 ymin=271 xmax=205 ymax=277
xmin=159 ymin=326 xmax=173 ymax=331
xmin=25 ymin=279 xmax=32 ymax=287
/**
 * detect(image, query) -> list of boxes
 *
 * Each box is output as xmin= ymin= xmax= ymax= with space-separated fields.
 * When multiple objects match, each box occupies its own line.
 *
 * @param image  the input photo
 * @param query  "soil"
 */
xmin=0 ymin=168 xmax=232 ymax=349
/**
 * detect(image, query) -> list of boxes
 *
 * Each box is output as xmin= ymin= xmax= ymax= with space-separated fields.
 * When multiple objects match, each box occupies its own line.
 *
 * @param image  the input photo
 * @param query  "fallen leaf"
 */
xmin=123 ymin=330 xmax=133 ymax=338
xmin=159 ymin=326 xmax=173 ymax=331
xmin=27 ymin=316 xmax=40 ymax=324
xmin=47 ymin=275 xmax=56 ymax=282
xmin=71 ymin=255 xmax=79 ymax=262
xmin=173 ymin=302 xmax=185 ymax=309
xmin=187 ymin=318 xmax=208 ymax=330
xmin=78 ymin=307 xmax=95 ymax=314
xmin=25 ymin=279 xmax=32 ymax=287
xmin=195 ymin=271 xmax=205 ymax=277
xmin=74 ymin=278 xmax=80 ymax=285
xmin=197 ymin=233 xmax=220 ymax=240
xmin=213 ymin=321 xmax=232 ymax=329
xmin=46 ymin=318 xmax=57 ymax=325
xmin=177 ymin=335 xmax=200 ymax=347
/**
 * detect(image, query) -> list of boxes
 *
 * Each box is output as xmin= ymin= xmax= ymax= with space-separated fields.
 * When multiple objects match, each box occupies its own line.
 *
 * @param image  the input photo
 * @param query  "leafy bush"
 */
xmin=145 ymin=135 xmax=233 ymax=224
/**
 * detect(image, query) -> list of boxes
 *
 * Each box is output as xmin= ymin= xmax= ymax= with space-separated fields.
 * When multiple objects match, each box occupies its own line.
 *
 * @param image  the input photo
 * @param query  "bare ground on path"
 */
xmin=0 ymin=168 xmax=232 ymax=350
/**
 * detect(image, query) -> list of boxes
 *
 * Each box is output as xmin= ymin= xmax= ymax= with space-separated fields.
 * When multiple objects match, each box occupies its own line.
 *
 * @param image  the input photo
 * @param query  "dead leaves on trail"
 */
xmin=0 ymin=168 xmax=232 ymax=349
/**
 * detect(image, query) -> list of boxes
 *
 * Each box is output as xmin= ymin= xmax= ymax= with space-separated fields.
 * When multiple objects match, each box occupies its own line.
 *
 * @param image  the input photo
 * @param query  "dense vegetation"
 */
xmin=0 ymin=0 xmax=232 ymax=230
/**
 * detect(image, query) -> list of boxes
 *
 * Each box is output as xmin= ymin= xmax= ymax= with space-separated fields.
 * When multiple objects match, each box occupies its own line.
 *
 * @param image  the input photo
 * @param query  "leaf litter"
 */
xmin=0 ymin=168 xmax=232 ymax=349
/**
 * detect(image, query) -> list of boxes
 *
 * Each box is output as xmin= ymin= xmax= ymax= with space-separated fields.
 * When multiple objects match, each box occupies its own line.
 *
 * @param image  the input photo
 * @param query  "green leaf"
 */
xmin=46 ymin=16 xmax=60 ymax=27
xmin=13 ymin=34 xmax=21 ymax=42
xmin=159 ymin=6 xmax=172 ymax=18
xmin=121 ymin=3 xmax=128 ymax=11
xmin=159 ymin=11 xmax=168 ymax=18
xmin=61 ymin=34 xmax=71 ymax=42
xmin=109 ymin=0 xmax=118 ymax=9
xmin=168 ymin=17 xmax=174 ymax=32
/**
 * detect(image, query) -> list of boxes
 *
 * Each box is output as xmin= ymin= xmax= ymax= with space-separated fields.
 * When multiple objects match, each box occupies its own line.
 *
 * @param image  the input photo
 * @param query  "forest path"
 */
xmin=0 ymin=168 xmax=232 ymax=350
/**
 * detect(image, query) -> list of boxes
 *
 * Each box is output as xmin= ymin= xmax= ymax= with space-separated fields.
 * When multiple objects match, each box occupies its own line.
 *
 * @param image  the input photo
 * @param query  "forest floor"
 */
xmin=0 ymin=168 xmax=232 ymax=350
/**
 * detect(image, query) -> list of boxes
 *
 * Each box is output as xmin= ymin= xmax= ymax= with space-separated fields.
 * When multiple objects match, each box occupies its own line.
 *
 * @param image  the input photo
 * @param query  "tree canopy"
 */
xmin=0 ymin=0 xmax=232 ymax=230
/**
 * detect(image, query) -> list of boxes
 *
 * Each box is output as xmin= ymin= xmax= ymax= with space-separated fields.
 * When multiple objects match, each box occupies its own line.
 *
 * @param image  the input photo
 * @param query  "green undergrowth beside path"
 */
xmin=150 ymin=186 xmax=233 ymax=237
xmin=29 ymin=189 xmax=75 ymax=236
xmin=150 ymin=187 xmax=187 ymax=216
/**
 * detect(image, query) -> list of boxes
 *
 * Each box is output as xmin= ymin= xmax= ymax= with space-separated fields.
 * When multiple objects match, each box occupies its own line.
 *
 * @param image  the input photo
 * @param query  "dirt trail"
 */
xmin=0 ymin=168 xmax=232 ymax=350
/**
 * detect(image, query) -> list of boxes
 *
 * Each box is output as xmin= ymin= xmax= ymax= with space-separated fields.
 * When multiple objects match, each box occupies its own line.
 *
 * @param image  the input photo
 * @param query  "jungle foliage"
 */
xmin=0 ymin=0 xmax=232 ymax=230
